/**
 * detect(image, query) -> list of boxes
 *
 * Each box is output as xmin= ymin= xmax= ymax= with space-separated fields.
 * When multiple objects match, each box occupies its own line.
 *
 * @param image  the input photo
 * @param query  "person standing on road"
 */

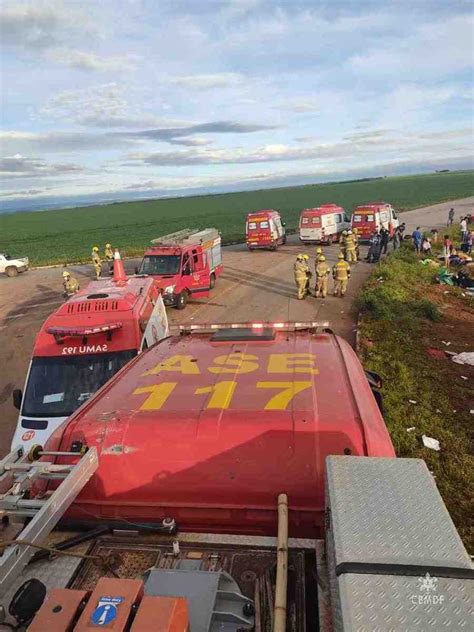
xmin=339 ymin=230 xmax=347 ymax=259
xmin=392 ymin=226 xmax=401 ymax=251
xmin=345 ymin=230 xmax=358 ymax=263
xmin=104 ymin=243 xmax=114 ymax=274
xmin=62 ymin=270 xmax=79 ymax=299
xmin=352 ymin=228 xmax=360 ymax=259
xmin=380 ymin=227 xmax=390 ymax=255
xmin=411 ymin=227 xmax=422 ymax=253
xmin=302 ymin=254 xmax=312 ymax=296
xmin=315 ymin=247 xmax=323 ymax=264
xmin=366 ymin=231 xmax=382 ymax=263
xmin=294 ymin=254 xmax=308 ymax=300
xmin=315 ymin=255 xmax=330 ymax=298
xmin=447 ymin=208 xmax=454 ymax=226
xmin=333 ymin=253 xmax=351 ymax=297
xmin=91 ymin=246 xmax=102 ymax=280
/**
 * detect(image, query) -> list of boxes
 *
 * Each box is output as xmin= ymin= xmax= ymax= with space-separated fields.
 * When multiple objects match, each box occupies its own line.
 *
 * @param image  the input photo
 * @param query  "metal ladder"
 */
xmin=0 ymin=445 xmax=98 ymax=595
xmin=150 ymin=228 xmax=198 ymax=245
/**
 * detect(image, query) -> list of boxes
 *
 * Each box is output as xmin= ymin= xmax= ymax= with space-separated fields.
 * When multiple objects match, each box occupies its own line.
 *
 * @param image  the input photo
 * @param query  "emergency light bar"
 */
xmin=47 ymin=322 xmax=123 ymax=340
xmin=170 ymin=321 xmax=331 ymax=334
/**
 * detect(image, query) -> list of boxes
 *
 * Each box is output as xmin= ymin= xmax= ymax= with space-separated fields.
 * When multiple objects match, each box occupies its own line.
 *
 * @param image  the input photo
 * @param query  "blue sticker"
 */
xmin=91 ymin=597 xmax=124 ymax=626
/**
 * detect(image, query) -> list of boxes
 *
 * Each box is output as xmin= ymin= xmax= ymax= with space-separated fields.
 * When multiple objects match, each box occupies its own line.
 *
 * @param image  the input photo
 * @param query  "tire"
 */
xmin=175 ymin=291 xmax=188 ymax=310
xmin=5 ymin=266 xmax=18 ymax=277
xmin=271 ymin=241 xmax=278 ymax=251
xmin=282 ymin=235 xmax=287 ymax=245
xmin=209 ymin=273 xmax=216 ymax=289
xmin=327 ymin=235 xmax=333 ymax=245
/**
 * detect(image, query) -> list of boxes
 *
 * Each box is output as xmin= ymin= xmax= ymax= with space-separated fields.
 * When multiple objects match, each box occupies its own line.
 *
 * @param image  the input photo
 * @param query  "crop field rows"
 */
xmin=1 ymin=170 xmax=473 ymax=266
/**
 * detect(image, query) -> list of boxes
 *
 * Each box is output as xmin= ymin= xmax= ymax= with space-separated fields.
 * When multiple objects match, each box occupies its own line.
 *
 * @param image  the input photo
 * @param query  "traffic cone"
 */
xmin=113 ymin=249 xmax=127 ymax=283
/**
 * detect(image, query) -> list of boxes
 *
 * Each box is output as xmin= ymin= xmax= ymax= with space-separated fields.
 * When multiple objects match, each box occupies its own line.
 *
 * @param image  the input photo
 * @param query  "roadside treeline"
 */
xmin=357 ymin=247 xmax=474 ymax=550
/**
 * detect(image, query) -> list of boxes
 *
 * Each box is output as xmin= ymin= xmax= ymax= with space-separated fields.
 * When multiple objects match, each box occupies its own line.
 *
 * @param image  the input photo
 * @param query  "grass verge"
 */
xmin=357 ymin=247 xmax=474 ymax=550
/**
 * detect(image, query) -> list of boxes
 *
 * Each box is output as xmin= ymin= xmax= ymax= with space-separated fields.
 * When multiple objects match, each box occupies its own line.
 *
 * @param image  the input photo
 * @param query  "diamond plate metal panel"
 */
xmin=340 ymin=575 xmax=474 ymax=631
xmin=326 ymin=456 xmax=472 ymax=568
xmin=325 ymin=456 xmax=474 ymax=631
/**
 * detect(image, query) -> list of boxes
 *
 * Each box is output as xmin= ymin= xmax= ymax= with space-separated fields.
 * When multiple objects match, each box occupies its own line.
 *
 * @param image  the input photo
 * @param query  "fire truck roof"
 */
xmin=57 ymin=328 xmax=395 ymax=536
xmin=33 ymin=275 xmax=155 ymax=356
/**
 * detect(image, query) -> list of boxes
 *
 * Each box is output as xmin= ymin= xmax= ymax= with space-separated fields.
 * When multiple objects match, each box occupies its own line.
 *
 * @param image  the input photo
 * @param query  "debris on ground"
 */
xmin=451 ymin=352 xmax=474 ymax=365
xmin=408 ymin=399 xmax=417 ymax=404
xmin=441 ymin=340 xmax=451 ymax=346
xmin=426 ymin=348 xmax=447 ymax=359
xmin=422 ymin=435 xmax=440 ymax=451
xmin=406 ymin=427 xmax=416 ymax=432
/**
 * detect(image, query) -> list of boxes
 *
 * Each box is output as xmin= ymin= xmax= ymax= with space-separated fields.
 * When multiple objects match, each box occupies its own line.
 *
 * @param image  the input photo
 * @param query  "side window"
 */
xmin=259 ymin=220 xmax=269 ymax=229
xmin=248 ymin=222 xmax=257 ymax=230
xmin=301 ymin=217 xmax=309 ymax=224
xmin=192 ymin=249 xmax=199 ymax=265
xmin=335 ymin=214 xmax=342 ymax=223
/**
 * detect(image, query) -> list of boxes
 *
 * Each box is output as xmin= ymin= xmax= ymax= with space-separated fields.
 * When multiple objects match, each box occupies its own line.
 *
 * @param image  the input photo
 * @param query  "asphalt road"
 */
xmin=0 ymin=195 xmax=472 ymax=456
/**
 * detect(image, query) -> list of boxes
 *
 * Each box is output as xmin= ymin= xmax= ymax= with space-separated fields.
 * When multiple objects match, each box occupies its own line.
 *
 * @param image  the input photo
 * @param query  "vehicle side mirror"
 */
xmin=282 ymin=222 xmax=286 ymax=227
xmin=12 ymin=389 xmax=22 ymax=411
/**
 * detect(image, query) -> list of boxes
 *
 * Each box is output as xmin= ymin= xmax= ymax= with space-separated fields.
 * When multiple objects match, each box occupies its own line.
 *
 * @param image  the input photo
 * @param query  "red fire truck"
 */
xmin=246 ymin=210 xmax=286 ymax=250
xmin=2 ymin=323 xmax=473 ymax=631
xmin=138 ymin=228 xmax=223 ymax=309
xmin=351 ymin=202 xmax=400 ymax=240
xmin=10 ymin=252 xmax=168 ymax=451
xmin=299 ymin=204 xmax=350 ymax=244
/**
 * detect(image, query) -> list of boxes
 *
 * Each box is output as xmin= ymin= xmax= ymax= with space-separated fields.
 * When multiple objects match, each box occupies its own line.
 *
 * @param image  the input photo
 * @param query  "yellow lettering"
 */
xmin=256 ymin=381 xmax=312 ymax=410
xmin=133 ymin=382 xmax=177 ymax=410
xmin=142 ymin=355 xmax=200 ymax=376
xmin=267 ymin=353 xmax=319 ymax=374
xmin=208 ymin=353 xmax=258 ymax=375
xmin=195 ymin=381 xmax=237 ymax=409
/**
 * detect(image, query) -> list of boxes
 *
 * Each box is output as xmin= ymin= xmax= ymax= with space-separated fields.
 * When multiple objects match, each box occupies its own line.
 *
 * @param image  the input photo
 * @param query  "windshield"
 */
xmin=139 ymin=255 xmax=180 ymax=275
xmin=22 ymin=350 xmax=136 ymax=417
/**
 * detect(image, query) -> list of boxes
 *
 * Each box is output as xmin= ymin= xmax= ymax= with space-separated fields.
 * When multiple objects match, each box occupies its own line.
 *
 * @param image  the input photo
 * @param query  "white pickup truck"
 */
xmin=0 ymin=252 xmax=29 ymax=277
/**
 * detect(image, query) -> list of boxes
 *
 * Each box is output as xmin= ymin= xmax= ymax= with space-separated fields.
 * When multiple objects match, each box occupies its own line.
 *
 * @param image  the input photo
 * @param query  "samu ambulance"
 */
xmin=11 ymin=252 xmax=169 ymax=450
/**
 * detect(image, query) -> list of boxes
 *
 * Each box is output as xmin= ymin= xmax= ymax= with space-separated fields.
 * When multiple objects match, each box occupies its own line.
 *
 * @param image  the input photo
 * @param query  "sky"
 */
xmin=0 ymin=0 xmax=473 ymax=209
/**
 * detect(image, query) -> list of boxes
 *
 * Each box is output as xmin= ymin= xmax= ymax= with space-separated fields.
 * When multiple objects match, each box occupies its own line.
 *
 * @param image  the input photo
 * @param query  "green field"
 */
xmin=1 ymin=170 xmax=473 ymax=266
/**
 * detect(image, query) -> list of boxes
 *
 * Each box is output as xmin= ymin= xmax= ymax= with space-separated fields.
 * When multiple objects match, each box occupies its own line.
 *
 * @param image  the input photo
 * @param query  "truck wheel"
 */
xmin=209 ymin=273 xmax=216 ymax=290
xmin=282 ymin=235 xmax=287 ymax=245
xmin=176 ymin=291 xmax=188 ymax=310
xmin=327 ymin=235 xmax=333 ymax=245
xmin=5 ymin=266 xmax=18 ymax=277
xmin=271 ymin=241 xmax=278 ymax=251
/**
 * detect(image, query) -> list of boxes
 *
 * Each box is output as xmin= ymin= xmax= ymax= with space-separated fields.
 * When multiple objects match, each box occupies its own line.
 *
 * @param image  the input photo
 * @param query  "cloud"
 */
xmin=172 ymin=73 xmax=244 ymax=89
xmin=124 ymin=121 xmax=278 ymax=141
xmin=0 ymin=153 xmax=83 ymax=176
xmin=349 ymin=14 xmax=473 ymax=79
xmin=45 ymin=49 xmax=139 ymax=73
xmin=128 ymin=128 xmax=473 ymax=167
xmin=0 ymin=0 xmax=90 ymax=49
xmin=39 ymin=84 xmax=188 ymax=129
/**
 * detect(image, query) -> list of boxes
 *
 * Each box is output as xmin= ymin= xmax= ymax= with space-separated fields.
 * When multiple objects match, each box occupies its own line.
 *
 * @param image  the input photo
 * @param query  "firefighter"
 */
xmin=91 ymin=246 xmax=102 ymax=280
xmin=339 ymin=230 xmax=348 ymax=259
xmin=315 ymin=247 xmax=323 ymax=263
xmin=333 ymin=252 xmax=351 ymax=297
xmin=352 ymin=228 xmax=360 ymax=259
xmin=294 ymin=254 xmax=308 ymax=300
xmin=315 ymin=255 xmax=330 ymax=298
xmin=104 ymin=243 xmax=114 ymax=274
xmin=62 ymin=270 xmax=79 ymax=299
xmin=345 ymin=229 xmax=358 ymax=263
xmin=302 ymin=254 xmax=312 ymax=295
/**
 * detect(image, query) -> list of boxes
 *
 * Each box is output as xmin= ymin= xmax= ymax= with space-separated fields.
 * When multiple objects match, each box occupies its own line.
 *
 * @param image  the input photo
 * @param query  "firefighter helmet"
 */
xmin=62 ymin=270 xmax=70 ymax=278
xmin=338 ymin=252 xmax=345 ymax=259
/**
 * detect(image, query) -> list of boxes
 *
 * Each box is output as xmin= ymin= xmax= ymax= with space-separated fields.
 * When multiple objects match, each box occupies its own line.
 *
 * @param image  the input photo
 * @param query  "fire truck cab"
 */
xmin=50 ymin=322 xmax=394 ymax=537
xmin=11 ymin=254 xmax=168 ymax=451
xmin=246 ymin=210 xmax=286 ymax=250
xmin=299 ymin=204 xmax=350 ymax=244
xmin=138 ymin=229 xmax=222 ymax=309
xmin=351 ymin=202 xmax=400 ymax=240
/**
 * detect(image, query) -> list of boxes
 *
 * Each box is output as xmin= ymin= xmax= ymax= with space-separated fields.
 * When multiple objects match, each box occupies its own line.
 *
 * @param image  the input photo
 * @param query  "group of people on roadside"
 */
xmin=365 ymin=223 xmax=406 ymax=263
